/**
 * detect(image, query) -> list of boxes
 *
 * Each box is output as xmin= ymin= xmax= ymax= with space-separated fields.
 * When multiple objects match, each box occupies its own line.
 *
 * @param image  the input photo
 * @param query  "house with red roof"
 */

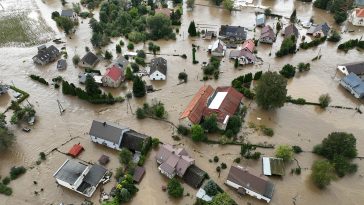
xmin=350 ymin=8 xmax=364 ymax=26
xmin=179 ymin=85 xmax=244 ymax=130
xmin=101 ymin=65 xmax=124 ymax=87
xmin=242 ymin=39 xmax=255 ymax=53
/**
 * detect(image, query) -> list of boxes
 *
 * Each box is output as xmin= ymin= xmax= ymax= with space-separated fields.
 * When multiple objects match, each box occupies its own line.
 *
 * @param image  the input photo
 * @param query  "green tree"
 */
xmin=167 ymin=178 xmax=184 ymax=198
xmin=202 ymin=114 xmax=219 ymax=133
xmin=147 ymin=14 xmax=175 ymax=40
xmin=55 ymin=16 xmax=75 ymax=35
xmin=327 ymin=30 xmax=341 ymax=42
xmin=204 ymin=180 xmax=219 ymax=196
xmin=191 ymin=125 xmax=206 ymax=142
xmin=210 ymin=192 xmax=236 ymax=205
xmin=290 ymin=9 xmax=297 ymax=23
xmin=255 ymin=72 xmax=287 ymax=110
xmin=276 ymin=36 xmax=296 ymax=57
xmin=275 ymin=145 xmax=294 ymax=162
xmin=264 ymin=8 xmax=272 ymax=16
xmin=234 ymin=59 xmax=239 ymax=68
xmin=116 ymin=44 xmax=122 ymax=53
xmin=85 ymin=75 xmax=101 ymax=96
xmin=72 ymin=54 xmax=80 ymax=65
xmin=311 ymin=160 xmax=336 ymax=189
xmin=125 ymin=67 xmax=133 ymax=81
xmin=225 ymin=115 xmax=242 ymax=135
xmin=188 ymin=21 xmax=197 ymax=37
xmin=104 ymin=50 xmax=113 ymax=60
xmin=51 ymin=11 xmax=60 ymax=19
xmin=154 ymin=103 xmax=165 ymax=118
xmin=0 ymin=113 xmax=7 ymax=129
xmin=279 ymin=64 xmax=296 ymax=78
xmin=132 ymin=76 xmax=146 ymax=98
xmin=178 ymin=72 xmax=188 ymax=82
xmin=297 ymin=62 xmax=310 ymax=72
xmin=127 ymin=42 xmax=134 ymax=50
xmin=119 ymin=148 xmax=133 ymax=165
xmin=223 ymin=0 xmax=234 ymax=12
xmin=318 ymin=94 xmax=331 ymax=108
xmin=119 ymin=188 xmax=131 ymax=202
xmin=0 ymin=127 xmax=15 ymax=152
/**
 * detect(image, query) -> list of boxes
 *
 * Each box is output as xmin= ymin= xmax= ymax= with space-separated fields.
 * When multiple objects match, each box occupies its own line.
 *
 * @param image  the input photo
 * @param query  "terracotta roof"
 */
xmin=226 ymin=165 xmax=274 ymax=199
xmin=356 ymin=8 xmax=364 ymax=17
xmin=105 ymin=65 xmax=123 ymax=81
xmin=68 ymin=144 xmax=84 ymax=158
xmin=179 ymin=85 xmax=214 ymax=124
xmin=242 ymin=39 xmax=255 ymax=53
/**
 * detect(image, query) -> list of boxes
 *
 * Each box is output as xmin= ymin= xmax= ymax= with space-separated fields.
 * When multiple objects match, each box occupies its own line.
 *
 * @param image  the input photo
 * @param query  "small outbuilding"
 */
xmin=149 ymin=57 xmax=167 ymax=81
xmin=57 ymin=59 xmax=67 ymax=70
xmin=68 ymin=144 xmax=84 ymax=158
xmin=256 ymin=14 xmax=265 ymax=27
xmin=262 ymin=157 xmax=285 ymax=176
xmin=133 ymin=166 xmax=145 ymax=183
xmin=79 ymin=52 xmax=100 ymax=68
xmin=98 ymin=155 xmax=110 ymax=165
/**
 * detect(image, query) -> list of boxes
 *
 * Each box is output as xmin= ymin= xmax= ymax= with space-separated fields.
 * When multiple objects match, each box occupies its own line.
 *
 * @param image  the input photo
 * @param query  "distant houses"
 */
xmin=229 ymin=39 xmax=257 ymax=65
xmin=61 ymin=9 xmax=78 ymax=22
xmin=208 ymin=39 xmax=227 ymax=57
xmin=149 ymin=57 xmax=167 ymax=80
xmin=262 ymin=157 xmax=285 ymax=176
xmin=283 ymin=24 xmax=299 ymax=39
xmin=350 ymin=8 xmax=364 ymax=26
xmin=340 ymin=73 xmax=364 ymax=98
xmin=179 ymin=85 xmax=243 ymax=130
xmin=225 ymin=165 xmax=275 ymax=203
xmin=102 ymin=65 xmax=124 ymax=87
xmin=32 ymin=45 xmax=60 ymax=65
xmin=219 ymin=25 xmax=247 ymax=41
xmin=155 ymin=143 xmax=195 ymax=179
xmin=337 ymin=61 xmax=364 ymax=76
xmin=306 ymin=23 xmax=330 ymax=37
xmin=79 ymin=52 xmax=100 ymax=68
xmin=53 ymin=159 xmax=108 ymax=197
xmin=89 ymin=120 xmax=149 ymax=153
xmin=259 ymin=25 xmax=276 ymax=44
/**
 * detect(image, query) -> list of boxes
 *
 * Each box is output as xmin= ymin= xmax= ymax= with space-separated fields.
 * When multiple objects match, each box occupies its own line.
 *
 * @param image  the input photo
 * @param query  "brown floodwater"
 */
xmin=1 ymin=0 xmax=364 ymax=204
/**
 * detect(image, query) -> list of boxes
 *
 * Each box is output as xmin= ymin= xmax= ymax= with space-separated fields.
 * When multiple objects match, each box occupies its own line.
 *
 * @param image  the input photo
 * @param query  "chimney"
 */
xmin=103 ymin=122 xmax=107 ymax=126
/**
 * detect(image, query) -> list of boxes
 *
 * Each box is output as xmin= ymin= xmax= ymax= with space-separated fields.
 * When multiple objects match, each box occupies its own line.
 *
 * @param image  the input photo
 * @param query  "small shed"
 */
xmin=98 ymin=155 xmax=110 ymax=165
xmin=262 ymin=157 xmax=285 ymax=176
xmin=133 ymin=166 xmax=145 ymax=183
xmin=57 ymin=59 xmax=67 ymax=70
xmin=256 ymin=14 xmax=265 ymax=27
xmin=68 ymin=144 xmax=84 ymax=158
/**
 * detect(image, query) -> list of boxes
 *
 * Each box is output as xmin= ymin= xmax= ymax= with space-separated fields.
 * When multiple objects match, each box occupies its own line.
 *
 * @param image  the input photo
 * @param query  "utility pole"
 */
xmin=57 ymin=99 xmax=65 ymax=115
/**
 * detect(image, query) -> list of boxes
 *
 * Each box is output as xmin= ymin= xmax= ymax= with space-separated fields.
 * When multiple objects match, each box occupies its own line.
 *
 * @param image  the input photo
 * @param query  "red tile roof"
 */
xmin=105 ymin=65 xmax=123 ymax=81
xmin=356 ymin=8 xmax=364 ymax=17
xmin=179 ymin=85 xmax=214 ymax=124
xmin=68 ymin=144 xmax=84 ymax=158
xmin=204 ymin=86 xmax=243 ymax=123
xmin=242 ymin=39 xmax=255 ymax=53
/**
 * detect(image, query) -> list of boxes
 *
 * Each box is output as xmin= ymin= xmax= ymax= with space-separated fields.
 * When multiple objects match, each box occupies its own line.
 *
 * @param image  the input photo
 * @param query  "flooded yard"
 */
xmin=0 ymin=0 xmax=364 ymax=204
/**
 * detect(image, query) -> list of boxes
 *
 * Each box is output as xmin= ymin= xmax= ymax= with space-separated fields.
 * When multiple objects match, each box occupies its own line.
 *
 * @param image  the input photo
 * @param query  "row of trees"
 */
xmin=313 ymin=0 xmax=350 ymax=24
xmin=0 ymin=113 xmax=15 ymax=153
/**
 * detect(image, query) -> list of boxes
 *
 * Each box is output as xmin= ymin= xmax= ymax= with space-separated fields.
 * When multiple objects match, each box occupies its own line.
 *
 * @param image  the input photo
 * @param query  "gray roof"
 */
xmin=227 ymin=165 xmax=274 ymax=199
xmin=229 ymin=49 xmax=256 ymax=62
xmin=54 ymin=159 xmax=88 ymax=185
xmin=34 ymin=45 xmax=60 ymax=62
xmin=0 ymin=84 xmax=9 ymax=95
xmin=61 ymin=9 xmax=74 ymax=17
xmin=81 ymin=52 xmax=99 ymax=66
xmin=340 ymin=61 xmax=364 ymax=75
xmin=113 ymin=56 xmax=129 ymax=69
xmin=83 ymin=164 xmax=107 ymax=186
xmin=308 ymin=23 xmax=330 ymax=36
xmin=150 ymin=57 xmax=167 ymax=75
xmin=284 ymin=24 xmax=299 ymax=39
xmin=256 ymin=14 xmax=265 ymax=26
xmin=57 ymin=59 xmax=67 ymax=70
xmin=219 ymin=25 xmax=247 ymax=40
xmin=121 ymin=130 xmax=147 ymax=152
xmin=89 ymin=120 xmax=128 ymax=144
xmin=342 ymin=73 xmax=364 ymax=96
xmin=260 ymin=25 xmax=276 ymax=40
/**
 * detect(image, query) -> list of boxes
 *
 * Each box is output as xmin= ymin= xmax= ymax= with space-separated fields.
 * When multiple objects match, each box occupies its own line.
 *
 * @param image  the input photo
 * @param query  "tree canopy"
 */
xmin=311 ymin=160 xmax=336 ymax=189
xmin=132 ymin=76 xmax=146 ymax=98
xmin=202 ymin=114 xmax=219 ymax=133
xmin=167 ymin=178 xmax=184 ymax=198
xmin=147 ymin=14 xmax=175 ymax=40
xmin=191 ymin=125 xmax=206 ymax=142
xmin=210 ymin=192 xmax=236 ymax=205
xmin=275 ymin=145 xmax=294 ymax=162
xmin=188 ymin=21 xmax=197 ymax=37
xmin=255 ymin=71 xmax=287 ymax=110
xmin=0 ymin=114 xmax=15 ymax=152
xmin=119 ymin=148 xmax=133 ymax=165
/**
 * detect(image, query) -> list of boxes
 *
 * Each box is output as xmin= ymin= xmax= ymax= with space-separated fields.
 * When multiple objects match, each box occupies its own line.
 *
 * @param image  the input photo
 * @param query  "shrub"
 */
xmin=167 ymin=178 xmax=184 ymax=198
xmin=276 ymin=36 xmax=296 ymax=57
xmin=202 ymin=114 xmax=219 ymax=133
xmin=213 ymin=156 xmax=219 ymax=163
xmin=327 ymin=30 xmax=341 ymax=42
xmin=191 ymin=125 xmax=206 ymax=142
xmin=104 ymin=50 xmax=113 ymax=60
xmin=204 ymin=180 xmax=219 ymax=196
xmin=119 ymin=148 xmax=133 ymax=165
xmin=275 ymin=145 xmax=294 ymax=162
xmin=10 ymin=166 xmax=26 ymax=180
xmin=136 ymin=108 xmax=145 ymax=119
xmin=178 ymin=72 xmax=188 ymax=82
xmin=177 ymin=125 xmax=190 ymax=136
xmin=135 ymin=57 xmax=146 ymax=66
xmin=29 ymin=75 xmax=49 ymax=85
xmin=311 ymin=160 xmax=336 ymax=189
xmin=116 ymin=44 xmax=122 ymax=53
xmin=131 ymin=63 xmax=140 ymax=73
xmin=279 ymin=64 xmax=296 ymax=78
xmin=2 ymin=177 xmax=10 ymax=185
xmin=253 ymin=71 xmax=263 ymax=80
xmin=250 ymin=152 xmax=261 ymax=160
xmin=261 ymin=126 xmax=274 ymax=137
xmin=221 ymin=163 xmax=227 ymax=169
xmin=39 ymin=152 xmax=46 ymax=160
xmin=152 ymin=138 xmax=160 ymax=149
xmin=319 ymin=94 xmax=331 ymax=108
xmin=297 ymin=63 xmax=310 ymax=72
xmin=127 ymin=42 xmax=134 ymax=50
xmin=234 ymin=157 xmax=241 ymax=163
xmin=292 ymin=145 xmax=303 ymax=154
xmin=0 ymin=183 xmax=12 ymax=196
xmin=72 ymin=54 xmax=80 ymax=65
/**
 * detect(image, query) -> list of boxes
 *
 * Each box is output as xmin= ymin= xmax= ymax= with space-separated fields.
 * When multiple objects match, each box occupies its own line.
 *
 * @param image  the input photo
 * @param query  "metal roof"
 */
xmin=83 ymin=164 xmax=107 ymax=186
xmin=53 ymin=159 xmax=88 ymax=185
xmin=89 ymin=120 xmax=129 ymax=144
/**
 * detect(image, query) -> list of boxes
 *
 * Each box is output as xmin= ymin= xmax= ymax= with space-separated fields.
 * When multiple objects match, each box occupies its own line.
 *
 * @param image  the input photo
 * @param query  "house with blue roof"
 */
xmin=340 ymin=73 xmax=364 ymax=98
xmin=256 ymin=14 xmax=265 ymax=27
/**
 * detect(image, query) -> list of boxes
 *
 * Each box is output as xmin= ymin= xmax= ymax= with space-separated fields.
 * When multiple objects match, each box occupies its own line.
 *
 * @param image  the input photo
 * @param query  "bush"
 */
xmin=72 ymin=54 xmax=80 ymax=65
xmin=261 ymin=126 xmax=274 ymax=137
xmin=135 ymin=57 xmax=146 ymax=66
xmin=234 ymin=157 xmax=241 ymax=163
xmin=39 ymin=152 xmax=46 ymax=160
xmin=116 ymin=44 xmax=122 ymax=53
xmin=2 ymin=177 xmax=10 ymax=185
xmin=127 ymin=42 xmax=134 ymax=50
xmin=0 ymin=183 xmax=12 ymax=196
xmin=131 ymin=63 xmax=140 ymax=73
xmin=297 ymin=63 xmax=310 ymax=72
xmin=327 ymin=30 xmax=341 ymax=42
xmin=178 ymin=72 xmax=188 ymax=82
xmin=29 ymin=75 xmax=49 ymax=86
xmin=204 ymin=180 xmax=219 ymax=196
xmin=311 ymin=160 xmax=336 ymax=189
xmin=10 ymin=166 xmax=26 ymax=180
xmin=104 ymin=50 xmax=113 ymax=60
xmin=221 ymin=163 xmax=227 ymax=169
xmin=137 ymin=155 xmax=146 ymax=166
xmin=279 ymin=64 xmax=296 ymax=78
xmin=275 ymin=145 xmax=294 ymax=162
xmin=191 ymin=125 xmax=206 ymax=142
xmin=299 ymin=36 xmax=326 ymax=49
xmin=202 ymin=115 xmax=219 ymax=133
xmin=213 ymin=156 xmax=219 ymax=163
xmin=318 ymin=94 xmax=331 ymax=108
xmin=276 ymin=36 xmax=296 ymax=57
xmin=225 ymin=116 xmax=242 ymax=136
xmin=292 ymin=145 xmax=303 ymax=154
xmin=152 ymin=138 xmax=160 ymax=149
xmin=167 ymin=178 xmax=184 ymax=198
xmin=253 ymin=71 xmax=263 ymax=80
xmin=136 ymin=108 xmax=145 ymax=119
xmin=119 ymin=148 xmax=133 ymax=165
xmin=177 ymin=125 xmax=190 ymax=136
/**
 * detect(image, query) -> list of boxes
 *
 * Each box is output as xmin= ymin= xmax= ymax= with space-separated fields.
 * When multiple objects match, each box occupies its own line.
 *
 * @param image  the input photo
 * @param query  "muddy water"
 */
xmin=1 ymin=0 xmax=364 ymax=204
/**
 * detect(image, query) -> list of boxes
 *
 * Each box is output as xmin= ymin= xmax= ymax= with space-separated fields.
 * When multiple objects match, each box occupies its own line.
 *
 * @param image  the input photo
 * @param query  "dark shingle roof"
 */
xmin=182 ymin=165 xmax=207 ymax=188
xmin=284 ymin=24 xmax=299 ymax=39
xmin=61 ymin=9 xmax=74 ymax=17
xmin=89 ymin=120 xmax=128 ymax=144
xmin=83 ymin=164 xmax=107 ymax=186
xmin=34 ymin=45 xmax=60 ymax=62
xmin=340 ymin=61 xmax=364 ymax=75
xmin=219 ymin=25 xmax=247 ymax=40
xmin=81 ymin=52 xmax=99 ymax=66
xmin=150 ymin=57 xmax=167 ymax=75
xmin=53 ymin=159 xmax=88 ymax=185
xmin=120 ymin=130 xmax=147 ymax=152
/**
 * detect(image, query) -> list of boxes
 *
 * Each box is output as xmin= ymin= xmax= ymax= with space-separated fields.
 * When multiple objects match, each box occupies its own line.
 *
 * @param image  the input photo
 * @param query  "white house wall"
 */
xmin=150 ymin=70 xmax=166 ymax=80
xmin=102 ymin=76 xmax=121 ymax=88
xmin=90 ymin=135 xmax=121 ymax=150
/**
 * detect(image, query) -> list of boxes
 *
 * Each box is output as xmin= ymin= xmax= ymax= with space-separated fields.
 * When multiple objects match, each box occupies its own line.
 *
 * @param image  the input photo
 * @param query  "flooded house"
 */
xmin=283 ymin=24 xmax=299 ymax=39
xmin=306 ymin=23 xmax=330 ymax=37
xmin=259 ymin=25 xmax=276 ymax=44
xmin=208 ymin=39 xmax=227 ymax=57
xmin=79 ymin=52 xmax=100 ymax=68
xmin=32 ymin=45 xmax=60 ymax=65
xmin=53 ymin=159 xmax=108 ymax=197
xmin=61 ymin=9 xmax=78 ymax=22
xmin=219 ymin=25 xmax=247 ymax=42
xmin=89 ymin=120 xmax=149 ymax=153
xmin=203 ymin=31 xmax=216 ymax=40
xmin=229 ymin=40 xmax=257 ymax=65
xmin=57 ymin=59 xmax=67 ymax=70
xmin=350 ymin=8 xmax=364 ymax=26
xmin=102 ymin=64 xmax=124 ymax=87
xmin=113 ymin=56 xmax=129 ymax=69
xmin=337 ymin=61 xmax=364 ymax=76
xmin=225 ymin=165 xmax=275 ymax=203
xmin=256 ymin=14 xmax=265 ymax=27
xmin=155 ymin=143 xmax=195 ymax=179
xmin=179 ymin=85 xmax=244 ymax=130
xmin=339 ymin=73 xmax=364 ymax=98
xmin=149 ymin=57 xmax=167 ymax=80
xmin=262 ymin=157 xmax=285 ymax=176
xmin=0 ymin=83 xmax=9 ymax=95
